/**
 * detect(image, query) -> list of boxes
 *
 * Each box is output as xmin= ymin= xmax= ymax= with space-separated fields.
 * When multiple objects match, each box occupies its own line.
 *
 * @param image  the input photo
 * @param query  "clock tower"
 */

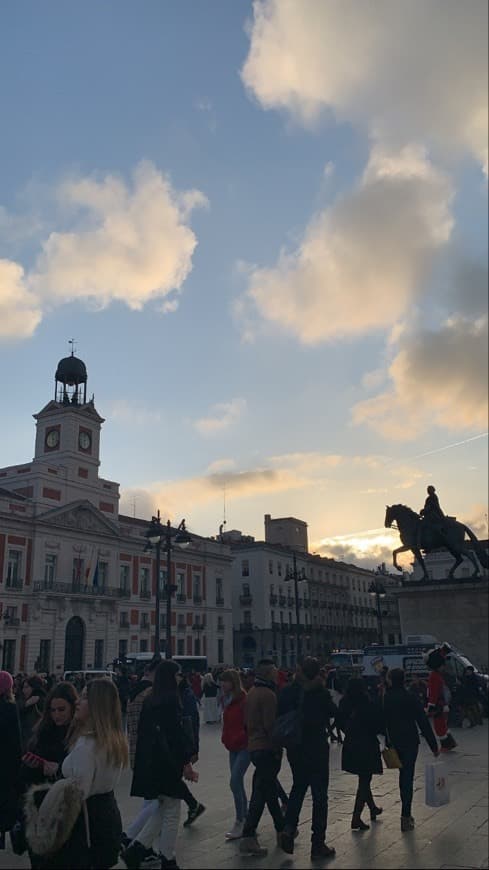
xmin=33 ymin=351 xmax=104 ymax=473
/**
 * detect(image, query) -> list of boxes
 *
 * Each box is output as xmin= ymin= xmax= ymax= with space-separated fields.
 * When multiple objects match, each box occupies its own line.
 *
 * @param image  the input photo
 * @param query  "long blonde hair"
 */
xmin=220 ymin=669 xmax=244 ymax=701
xmin=71 ymin=678 xmax=128 ymax=768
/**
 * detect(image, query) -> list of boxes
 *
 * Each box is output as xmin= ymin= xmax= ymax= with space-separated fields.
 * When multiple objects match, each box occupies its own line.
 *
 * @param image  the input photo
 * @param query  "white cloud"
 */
xmin=314 ymin=528 xmax=404 ymax=571
xmin=240 ymin=145 xmax=453 ymax=343
xmin=206 ymin=458 xmax=237 ymax=474
xmin=29 ymin=161 xmax=207 ymax=311
xmin=0 ymin=259 xmax=42 ymax=340
xmin=194 ymin=398 xmax=247 ymax=435
xmin=353 ymin=316 xmax=489 ymax=439
xmin=242 ymin=0 xmax=488 ymax=172
xmin=108 ymin=399 xmax=162 ymax=426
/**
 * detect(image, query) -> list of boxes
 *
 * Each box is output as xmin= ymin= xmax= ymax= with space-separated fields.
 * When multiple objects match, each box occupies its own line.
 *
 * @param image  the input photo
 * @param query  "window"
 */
xmin=177 ymin=639 xmax=185 ymax=656
xmin=280 ymin=611 xmax=284 ymax=624
xmin=241 ymin=560 xmax=250 ymax=577
xmin=39 ymin=640 xmax=51 ymax=672
xmin=6 ymin=549 xmax=22 ymax=587
xmin=277 ymin=562 xmax=282 ymax=577
xmin=177 ymin=571 xmax=186 ymax=596
xmin=140 ymin=566 xmax=150 ymax=593
xmin=2 ymin=639 xmax=15 ymax=672
xmin=218 ymin=639 xmax=224 ymax=663
xmin=44 ymin=554 xmax=57 ymax=584
xmin=120 ymin=564 xmax=130 ymax=592
xmin=216 ymin=577 xmax=223 ymax=603
xmin=118 ymin=639 xmax=128 ymax=659
xmin=193 ymin=575 xmax=201 ymax=600
xmin=98 ymin=562 xmax=109 ymax=587
xmin=139 ymin=639 xmax=148 ymax=652
xmin=94 ymin=639 xmax=104 ymax=668
xmin=242 ymin=583 xmax=250 ymax=596
xmin=268 ymin=560 xmax=274 ymax=574
xmin=270 ymin=610 xmax=275 ymax=624
xmin=217 ymin=616 xmax=225 ymax=630
xmin=243 ymin=610 xmax=252 ymax=625
xmin=194 ymin=638 xmax=201 ymax=655
xmin=288 ymin=611 xmax=292 ymax=625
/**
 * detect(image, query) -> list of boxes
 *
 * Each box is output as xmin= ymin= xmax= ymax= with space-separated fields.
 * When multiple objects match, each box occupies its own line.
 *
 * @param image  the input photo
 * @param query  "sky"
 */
xmin=0 ymin=0 xmax=487 ymax=570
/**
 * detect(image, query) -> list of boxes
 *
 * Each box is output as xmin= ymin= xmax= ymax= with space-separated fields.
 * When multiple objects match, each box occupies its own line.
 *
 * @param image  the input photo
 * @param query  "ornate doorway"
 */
xmin=64 ymin=616 xmax=85 ymax=670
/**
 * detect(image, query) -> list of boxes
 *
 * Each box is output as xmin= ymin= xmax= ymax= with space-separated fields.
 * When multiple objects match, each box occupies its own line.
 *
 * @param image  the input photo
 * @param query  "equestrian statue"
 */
xmin=385 ymin=486 xmax=489 ymax=580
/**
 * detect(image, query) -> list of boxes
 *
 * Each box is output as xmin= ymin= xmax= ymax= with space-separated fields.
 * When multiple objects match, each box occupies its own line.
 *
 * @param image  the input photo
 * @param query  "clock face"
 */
xmin=45 ymin=429 xmax=60 ymax=449
xmin=78 ymin=430 xmax=92 ymax=450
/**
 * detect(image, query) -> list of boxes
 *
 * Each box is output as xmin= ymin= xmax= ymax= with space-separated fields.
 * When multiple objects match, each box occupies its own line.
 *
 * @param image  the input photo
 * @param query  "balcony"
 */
xmin=176 ymin=593 xmax=187 ymax=603
xmin=240 ymin=594 xmax=253 ymax=606
xmin=119 ymin=586 xmax=131 ymax=599
xmin=216 ymin=597 xmax=225 ymax=607
xmin=217 ymin=623 xmax=225 ymax=633
xmin=271 ymin=621 xmax=281 ymax=632
xmin=119 ymin=618 xmax=130 ymax=629
xmin=5 ymin=577 xmax=23 ymax=590
xmin=312 ymin=599 xmax=319 ymax=608
xmin=4 ymin=617 xmax=20 ymax=627
xmin=192 ymin=622 xmax=205 ymax=632
xmin=269 ymin=594 xmax=278 ymax=605
xmin=297 ymin=598 xmax=303 ymax=608
xmin=177 ymin=622 xmax=186 ymax=633
xmin=303 ymin=598 xmax=310 ymax=608
xmin=140 ymin=619 xmax=150 ymax=631
xmin=287 ymin=597 xmax=294 ymax=607
xmin=33 ymin=580 xmax=130 ymax=598
xmin=140 ymin=589 xmax=151 ymax=600
xmin=278 ymin=595 xmax=286 ymax=606
xmin=240 ymin=622 xmax=253 ymax=632
xmin=193 ymin=594 xmax=203 ymax=604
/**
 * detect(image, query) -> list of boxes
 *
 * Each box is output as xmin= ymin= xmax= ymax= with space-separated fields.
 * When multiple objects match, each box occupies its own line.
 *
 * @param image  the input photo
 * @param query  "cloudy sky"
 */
xmin=1 ymin=1 xmax=487 ymax=569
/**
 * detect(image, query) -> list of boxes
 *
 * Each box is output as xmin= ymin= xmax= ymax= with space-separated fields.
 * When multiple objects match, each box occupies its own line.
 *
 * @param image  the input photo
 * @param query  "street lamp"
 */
xmin=145 ymin=512 xmax=192 ymax=659
xmin=284 ymin=553 xmax=307 ymax=665
xmin=368 ymin=577 xmax=386 ymax=645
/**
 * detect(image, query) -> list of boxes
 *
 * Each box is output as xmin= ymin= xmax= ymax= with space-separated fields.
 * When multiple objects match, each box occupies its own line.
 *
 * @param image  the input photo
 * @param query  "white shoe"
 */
xmin=225 ymin=820 xmax=244 ymax=840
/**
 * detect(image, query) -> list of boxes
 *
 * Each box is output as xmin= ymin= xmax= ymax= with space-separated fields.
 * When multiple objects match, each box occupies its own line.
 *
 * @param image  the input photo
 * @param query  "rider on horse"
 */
xmin=419 ymin=485 xmax=449 ymax=548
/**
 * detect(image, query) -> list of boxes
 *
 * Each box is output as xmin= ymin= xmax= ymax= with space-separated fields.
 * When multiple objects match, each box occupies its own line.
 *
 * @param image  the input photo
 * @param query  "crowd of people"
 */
xmin=0 ymin=655 xmax=486 ymax=869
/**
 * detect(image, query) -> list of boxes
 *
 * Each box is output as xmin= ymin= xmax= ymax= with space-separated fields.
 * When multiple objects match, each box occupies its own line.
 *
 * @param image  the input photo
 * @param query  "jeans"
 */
xmin=397 ymin=745 xmax=418 ymax=817
xmin=242 ymin=750 xmax=284 ymax=837
xmin=229 ymin=749 xmax=250 ymax=821
xmin=284 ymin=748 xmax=330 ymax=846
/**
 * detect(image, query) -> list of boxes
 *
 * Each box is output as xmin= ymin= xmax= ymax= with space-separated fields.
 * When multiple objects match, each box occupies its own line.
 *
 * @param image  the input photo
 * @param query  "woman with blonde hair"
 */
xmin=39 ymin=677 xmax=128 ymax=868
xmin=0 ymin=671 xmax=22 ymax=847
xmin=220 ymin=668 xmax=250 ymax=840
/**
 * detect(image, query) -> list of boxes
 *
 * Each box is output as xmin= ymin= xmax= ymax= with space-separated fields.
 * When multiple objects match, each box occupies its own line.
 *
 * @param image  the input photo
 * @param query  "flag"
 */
xmin=85 ymin=546 xmax=99 ymax=586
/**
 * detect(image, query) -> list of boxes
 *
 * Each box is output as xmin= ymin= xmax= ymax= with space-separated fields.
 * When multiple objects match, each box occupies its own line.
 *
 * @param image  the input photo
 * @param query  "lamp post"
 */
xmin=145 ymin=512 xmax=192 ymax=659
xmin=284 ymin=552 xmax=307 ymax=665
xmin=368 ymin=575 xmax=386 ymax=645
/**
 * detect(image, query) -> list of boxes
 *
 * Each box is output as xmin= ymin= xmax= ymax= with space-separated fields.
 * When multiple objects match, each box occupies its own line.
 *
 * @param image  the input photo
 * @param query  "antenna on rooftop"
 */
xmin=68 ymin=338 xmax=77 ymax=356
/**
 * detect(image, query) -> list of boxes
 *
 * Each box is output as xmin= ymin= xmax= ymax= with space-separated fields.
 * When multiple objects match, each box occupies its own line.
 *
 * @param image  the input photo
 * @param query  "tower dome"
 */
xmin=55 ymin=351 xmax=88 ymax=405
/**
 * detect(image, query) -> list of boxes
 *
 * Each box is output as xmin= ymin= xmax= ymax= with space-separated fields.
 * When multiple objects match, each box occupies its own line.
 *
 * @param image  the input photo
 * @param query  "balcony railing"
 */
xmin=177 ymin=593 xmax=187 ymax=603
xmin=279 ymin=596 xmax=286 ymax=606
xmin=6 ymin=577 xmax=23 ymax=590
xmin=217 ymin=623 xmax=225 ymax=633
xmin=193 ymin=594 xmax=203 ymax=604
xmin=269 ymin=594 xmax=278 ymax=605
xmin=140 ymin=620 xmax=150 ymax=630
xmin=34 ymin=580 xmax=130 ymax=598
xmin=216 ymin=597 xmax=224 ymax=607
xmin=287 ymin=597 xmax=294 ymax=607
xmin=4 ymin=617 xmax=20 ymax=626
xmin=192 ymin=623 xmax=205 ymax=632
xmin=140 ymin=589 xmax=151 ymax=599
xmin=119 ymin=618 xmax=130 ymax=629
xmin=240 ymin=594 xmax=253 ymax=605
xmin=119 ymin=586 xmax=131 ymax=598
xmin=240 ymin=622 xmax=253 ymax=631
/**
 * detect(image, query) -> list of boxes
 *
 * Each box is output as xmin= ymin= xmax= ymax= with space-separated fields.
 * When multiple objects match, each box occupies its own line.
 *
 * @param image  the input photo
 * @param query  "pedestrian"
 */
xmin=336 ymin=677 xmax=384 ymax=831
xmin=189 ymin=671 xmax=202 ymax=704
xmin=123 ymin=660 xmax=198 ymax=870
xmin=384 ymin=668 xmax=439 ymax=831
xmin=0 ymin=671 xmax=22 ymax=849
xmin=202 ymin=672 xmax=220 ymax=723
xmin=277 ymin=658 xmax=337 ymax=861
xmin=178 ymin=671 xmax=206 ymax=828
xmin=18 ymin=676 xmax=45 ymax=752
xmin=460 ymin=666 xmax=483 ymax=726
xmin=27 ymin=677 xmax=127 ymax=868
xmin=239 ymin=659 xmax=284 ymax=858
xmin=220 ymin=669 xmax=250 ymax=840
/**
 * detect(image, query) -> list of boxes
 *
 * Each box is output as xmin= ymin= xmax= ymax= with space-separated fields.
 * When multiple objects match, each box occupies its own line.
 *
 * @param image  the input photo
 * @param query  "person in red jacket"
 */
xmin=220 ymin=669 xmax=250 ymax=841
xmin=425 ymin=644 xmax=457 ymax=751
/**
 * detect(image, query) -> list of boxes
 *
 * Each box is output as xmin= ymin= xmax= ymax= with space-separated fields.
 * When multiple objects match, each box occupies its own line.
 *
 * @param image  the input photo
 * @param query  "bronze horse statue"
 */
xmin=385 ymin=504 xmax=489 ymax=580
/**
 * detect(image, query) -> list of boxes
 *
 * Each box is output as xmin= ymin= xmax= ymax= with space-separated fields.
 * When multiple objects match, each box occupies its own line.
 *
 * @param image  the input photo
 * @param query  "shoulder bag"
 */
xmin=272 ymin=688 xmax=304 ymax=749
xmin=382 ymin=697 xmax=402 ymax=769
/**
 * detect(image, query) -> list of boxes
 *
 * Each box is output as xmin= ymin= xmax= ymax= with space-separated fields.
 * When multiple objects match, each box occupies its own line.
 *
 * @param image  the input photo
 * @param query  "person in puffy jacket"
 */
xmin=220 ymin=669 xmax=250 ymax=841
xmin=384 ymin=668 xmax=439 ymax=832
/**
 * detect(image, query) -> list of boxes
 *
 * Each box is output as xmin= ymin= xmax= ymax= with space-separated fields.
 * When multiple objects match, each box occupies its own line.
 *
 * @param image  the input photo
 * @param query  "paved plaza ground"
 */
xmin=1 ymin=720 xmax=487 ymax=870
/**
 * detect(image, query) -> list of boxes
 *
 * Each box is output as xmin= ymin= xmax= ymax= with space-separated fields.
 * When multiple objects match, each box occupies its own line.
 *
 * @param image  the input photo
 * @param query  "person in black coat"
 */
xmin=0 ymin=671 xmax=22 ymax=844
xmin=336 ymin=677 xmax=384 ymax=831
xmin=277 ymin=658 xmax=337 ymax=861
xmin=384 ymin=668 xmax=439 ymax=831
xmin=123 ymin=660 xmax=198 ymax=869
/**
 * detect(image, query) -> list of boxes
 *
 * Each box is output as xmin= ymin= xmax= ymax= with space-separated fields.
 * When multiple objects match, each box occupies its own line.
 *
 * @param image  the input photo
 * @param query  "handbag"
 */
xmin=272 ymin=689 xmax=304 ymax=749
xmin=382 ymin=696 xmax=402 ymax=769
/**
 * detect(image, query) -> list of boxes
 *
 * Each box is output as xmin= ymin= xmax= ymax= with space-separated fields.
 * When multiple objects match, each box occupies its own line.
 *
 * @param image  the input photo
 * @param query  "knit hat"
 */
xmin=0 ymin=670 xmax=13 ymax=696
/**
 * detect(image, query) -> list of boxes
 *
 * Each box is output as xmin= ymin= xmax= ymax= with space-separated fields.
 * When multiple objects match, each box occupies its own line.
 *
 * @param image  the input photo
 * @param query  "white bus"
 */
xmin=116 ymin=653 xmax=208 ymax=676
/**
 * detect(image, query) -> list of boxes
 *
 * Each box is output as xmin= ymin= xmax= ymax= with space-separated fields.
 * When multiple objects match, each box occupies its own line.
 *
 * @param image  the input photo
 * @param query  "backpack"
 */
xmin=24 ymin=778 xmax=85 ymax=856
xmin=271 ymin=689 xmax=304 ymax=749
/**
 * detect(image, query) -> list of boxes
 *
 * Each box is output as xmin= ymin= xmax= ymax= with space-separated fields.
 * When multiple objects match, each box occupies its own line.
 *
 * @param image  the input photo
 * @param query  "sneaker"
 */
xmin=278 ymin=831 xmax=294 ymax=854
xmin=239 ymin=836 xmax=268 ymax=857
xmin=311 ymin=844 xmax=336 ymax=861
xmin=183 ymin=802 xmax=206 ymax=827
xmin=225 ymin=820 xmax=244 ymax=840
xmin=121 ymin=840 xmax=148 ymax=870
xmin=401 ymin=816 xmax=415 ymax=832
xmin=141 ymin=850 xmax=161 ymax=869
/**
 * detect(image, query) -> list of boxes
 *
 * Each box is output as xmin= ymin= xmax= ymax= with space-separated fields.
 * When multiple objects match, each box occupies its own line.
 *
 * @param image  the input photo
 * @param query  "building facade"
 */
xmin=227 ymin=520 xmax=401 ymax=668
xmin=0 ymin=354 xmax=233 ymax=674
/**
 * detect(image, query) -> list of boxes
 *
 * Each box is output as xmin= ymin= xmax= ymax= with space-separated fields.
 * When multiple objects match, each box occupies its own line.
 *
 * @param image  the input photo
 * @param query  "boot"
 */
xmin=278 ymin=830 xmax=294 ymax=854
xmin=311 ymin=843 xmax=336 ymax=860
xmin=239 ymin=836 xmax=268 ymax=857
xmin=401 ymin=816 xmax=415 ymax=832
xmin=121 ymin=840 xmax=148 ymax=870
xmin=225 ymin=820 xmax=244 ymax=840
xmin=351 ymin=793 xmax=368 ymax=830
xmin=370 ymin=805 xmax=383 ymax=821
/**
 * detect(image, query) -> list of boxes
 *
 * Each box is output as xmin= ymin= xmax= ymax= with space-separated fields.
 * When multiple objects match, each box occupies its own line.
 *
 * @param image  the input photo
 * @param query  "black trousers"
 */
xmin=284 ymin=747 xmax=330 ymax=846
xmin=353 ymin=774 xmax=376 ymax=817
xmin=242 ymin=750 xmax=284 ymax=838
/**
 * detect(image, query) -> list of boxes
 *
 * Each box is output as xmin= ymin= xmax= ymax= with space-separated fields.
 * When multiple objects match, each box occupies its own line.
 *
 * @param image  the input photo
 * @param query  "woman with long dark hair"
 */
xmin=18 ymin=676 xmax=45 ymax=752
xmin=336 ymin=677 xmax=384 ymax=831
xmin=123 ymin=660 xmax=198 ymax=870
xmin=24 ymin=682 xmax=79 ymax=784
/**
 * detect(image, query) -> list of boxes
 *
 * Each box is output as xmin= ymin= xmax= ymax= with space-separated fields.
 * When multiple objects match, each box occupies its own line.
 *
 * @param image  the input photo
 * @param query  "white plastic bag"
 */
xmin=425 ymin=761 xmax=450 ymax=807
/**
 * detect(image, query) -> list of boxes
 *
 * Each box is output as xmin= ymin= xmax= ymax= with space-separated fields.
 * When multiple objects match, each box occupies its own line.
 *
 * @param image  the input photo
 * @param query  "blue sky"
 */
xmin=1 ymin=1 xmax=487 ymax=567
